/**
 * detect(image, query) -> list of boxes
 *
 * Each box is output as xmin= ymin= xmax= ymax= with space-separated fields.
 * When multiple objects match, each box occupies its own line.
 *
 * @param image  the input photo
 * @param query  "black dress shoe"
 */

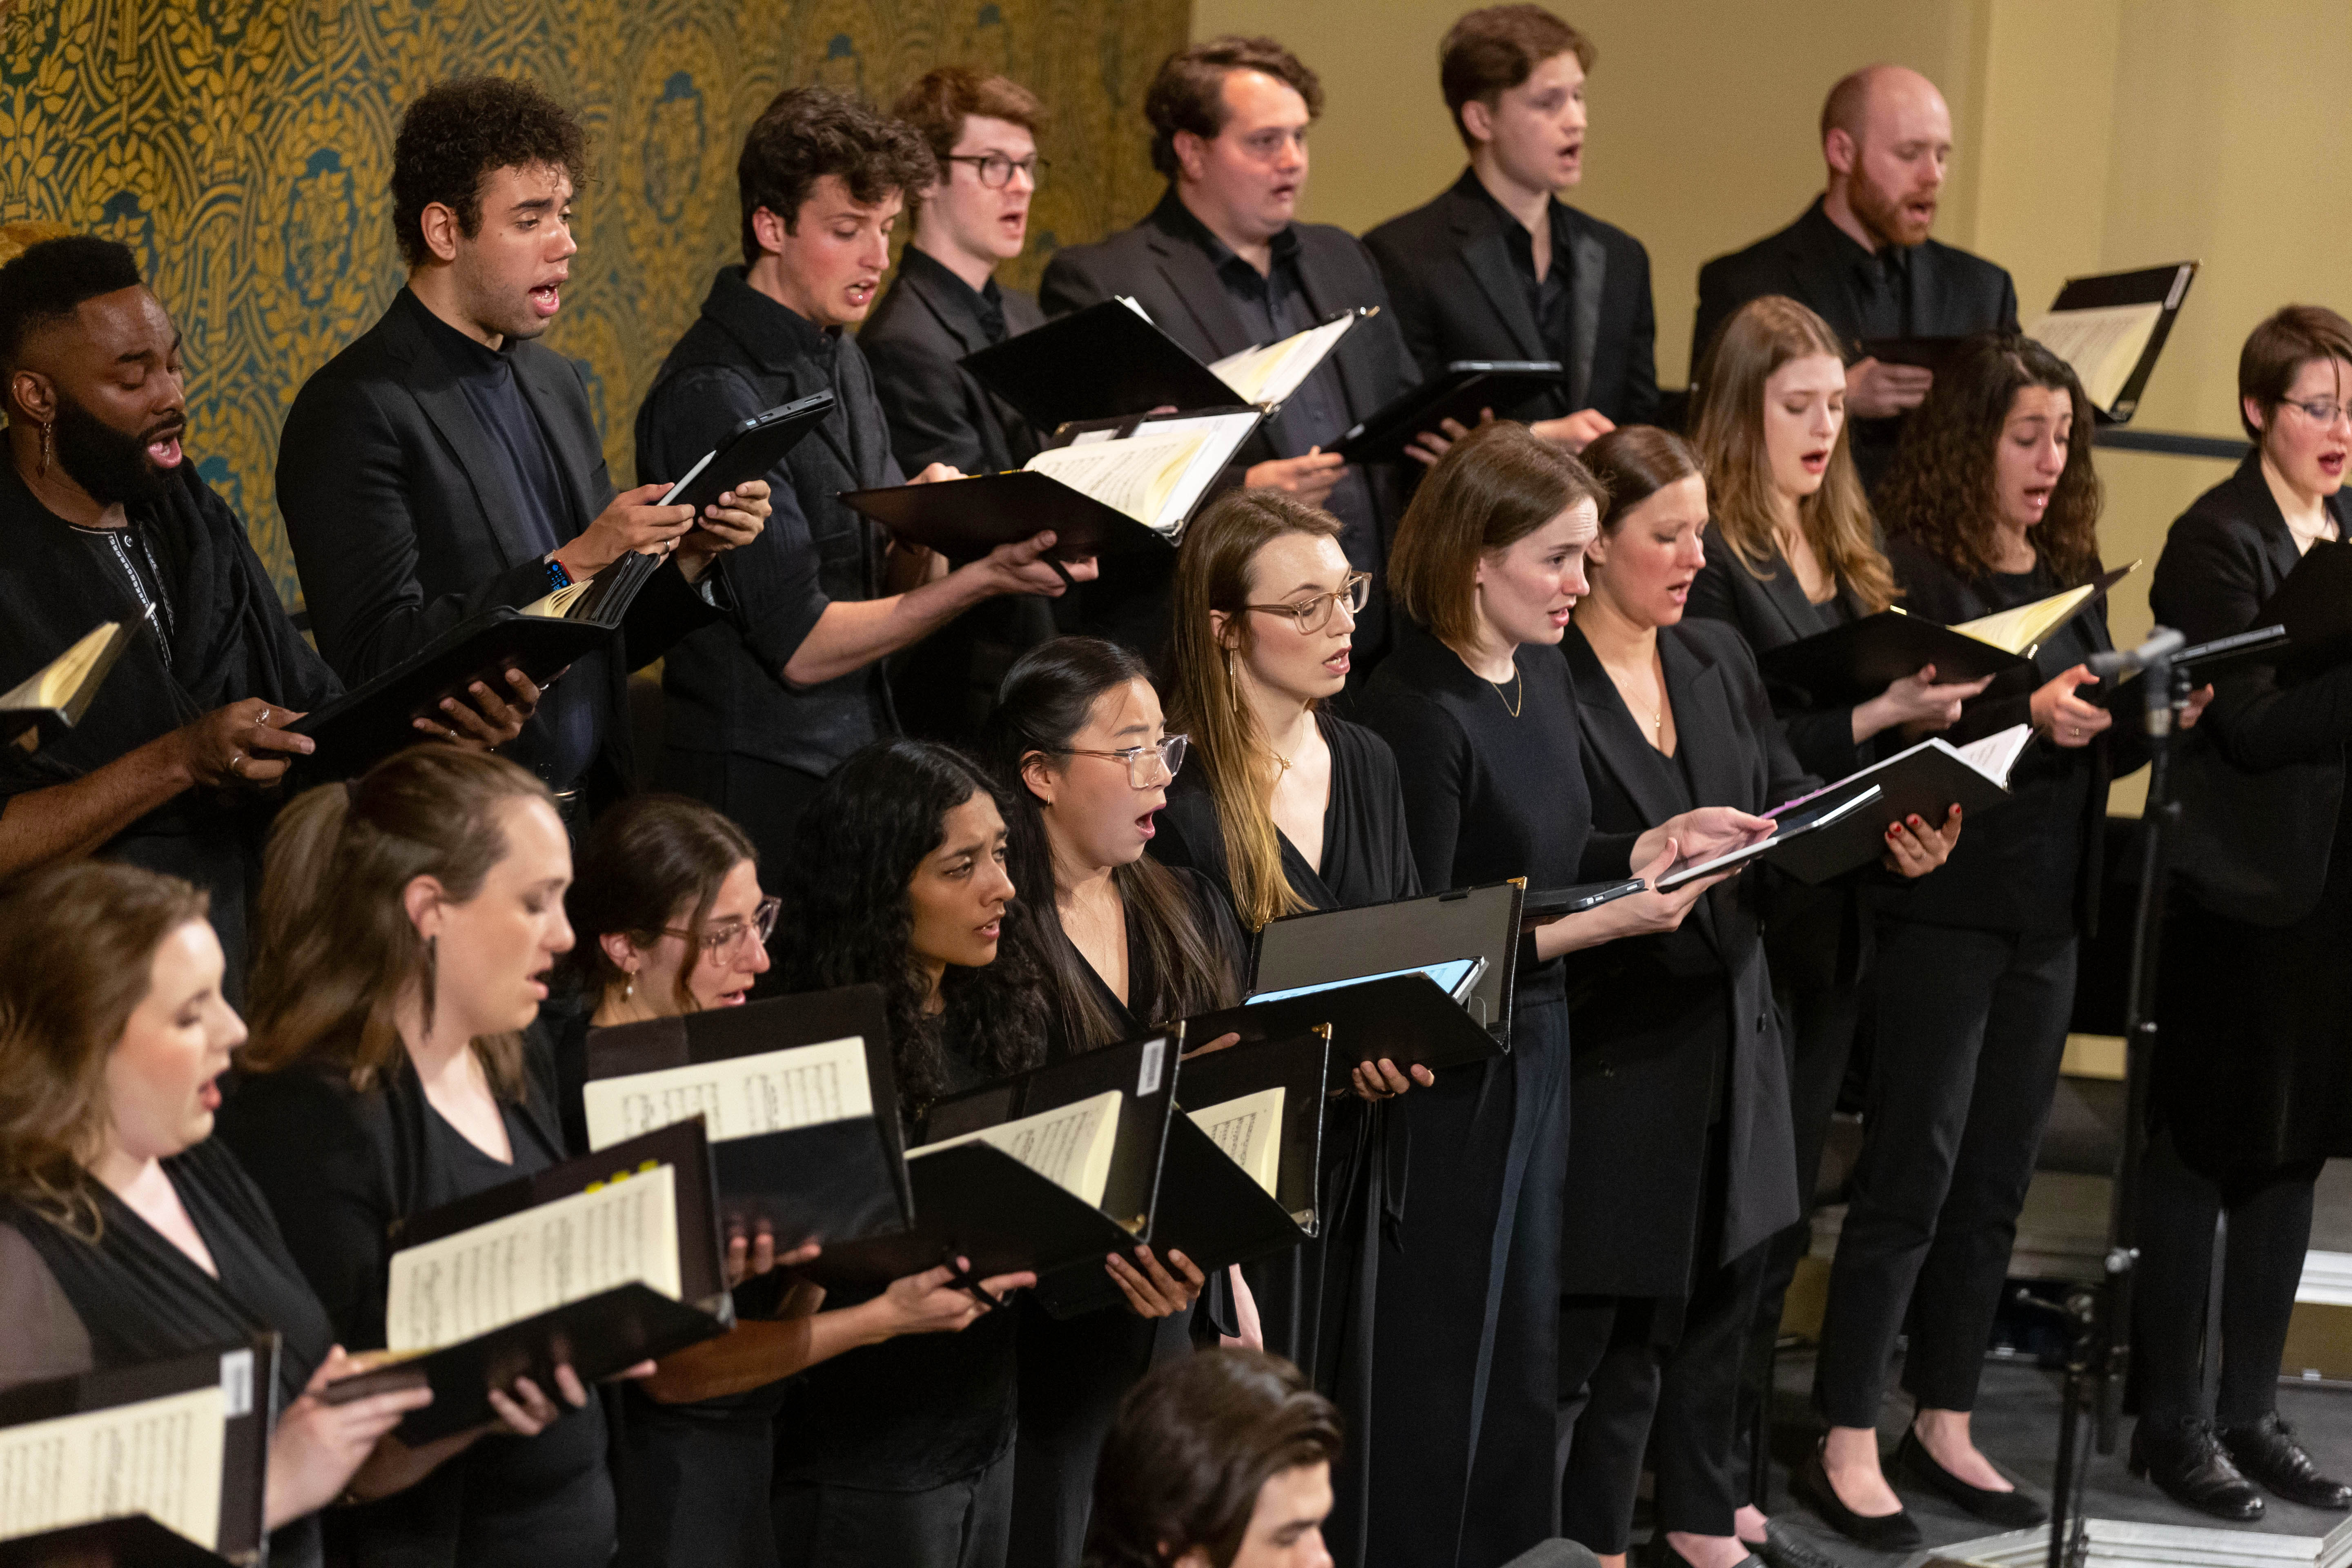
xmin=1744 ymin=1519 xmax=1844 ymax=1568
xmin=1897 ymin=1427 xmax=2048 ymax=1527
xmin=2130 ymin=1418 xmax=2265 ymax=1521
xmin=1794 ymin=1443 xmax=1923 ymax=1551
xmin=2220 ymin=1414 xmax=2352 ymax=1510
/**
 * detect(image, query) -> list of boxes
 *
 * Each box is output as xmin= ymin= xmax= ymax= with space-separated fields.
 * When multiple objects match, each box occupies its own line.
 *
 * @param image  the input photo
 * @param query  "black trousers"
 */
xmin=1559 ymin=1244 xmax=1768 ymax=1551
xmin=773 ymin=1446 xmax=1015 ymax=1568
xmin=1814 ymin=922 xmax=2075 ymax=1427
xmin=2133 ymin=1125 xmax=2321 ymax=1428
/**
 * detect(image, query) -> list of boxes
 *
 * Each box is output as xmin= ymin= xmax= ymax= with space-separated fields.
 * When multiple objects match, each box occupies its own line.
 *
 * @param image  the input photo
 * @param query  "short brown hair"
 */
xmin=2238 ymin=304 xmax=2352 ymax=440
xmin=1439 ymin=6 xmax=1596 ymax=149
xmin=737 ymin=85 xmax=935 ymax=265
xmin=1582 ymin=425 xmax=1703 ymax=533
xmin=1145 ymin=37 xmax=1323 ymax=178
xmin=1388 ymin=420 xmax=1604 ymax=648
xmin=564 ymin=794 xmax=758 ymax=1013
xmin=1084 ymin=1348 xmax=1342 ymax=1568
xmin=893 ymin=67 xmax=1045 ymax=176
xmin=392 ymin=77 xmax=589 ymax=269
xmin=0 ymin=862 xmax=210 ymax=1239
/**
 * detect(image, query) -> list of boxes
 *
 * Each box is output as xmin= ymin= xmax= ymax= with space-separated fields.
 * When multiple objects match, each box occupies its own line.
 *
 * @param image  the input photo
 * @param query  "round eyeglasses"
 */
xmin=665 ymin=895 xmax=782 ymax=957
xmin=1061 ymin=733 xmax=1189 ymax=788
xmin=2283 ymin=398 xmax=2352 ymax=429
xmin=1242 ymin=571 xmax=1372 ymax=634
xmin=946 ymin=153 xmax=1048 ymax=189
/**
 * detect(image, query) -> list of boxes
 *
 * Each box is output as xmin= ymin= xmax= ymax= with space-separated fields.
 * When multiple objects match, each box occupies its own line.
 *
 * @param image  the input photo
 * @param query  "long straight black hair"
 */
xmin=982 ymin=637 xmax=1236 ymax=1055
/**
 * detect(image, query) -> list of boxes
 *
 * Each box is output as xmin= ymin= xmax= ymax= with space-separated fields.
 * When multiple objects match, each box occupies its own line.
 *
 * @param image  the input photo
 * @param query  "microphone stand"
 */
xmin=2046 ymin=635 xmax=2188 ymax=1568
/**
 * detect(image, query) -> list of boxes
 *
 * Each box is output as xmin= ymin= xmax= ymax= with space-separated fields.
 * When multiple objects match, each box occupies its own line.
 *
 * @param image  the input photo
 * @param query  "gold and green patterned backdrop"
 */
xmin=0 ymin=0 xmax=1191 ymax=605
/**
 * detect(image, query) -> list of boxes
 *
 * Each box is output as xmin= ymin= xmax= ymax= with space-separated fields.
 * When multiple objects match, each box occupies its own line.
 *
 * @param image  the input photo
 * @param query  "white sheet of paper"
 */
xmin=1952 ymin=723 xmax=2033 ymax=786
xmin=1025 ymin=432 xmax=1208 ymax=532
xmin=911 ymin=1087 xmax=1124 ymax=1206
xmin=582 ymin=1035 xmax=874 ymax=1151
xmin=1189 ymin=1085 xmax=1285 ymax=1197
xmin=1209 ymin=315 xmax=1356 ymax=405
xmin=385 ymin=1164 xmax=682 ymax=1353
xmin=2026 ymin=302 xmax=2163 ymax=410
xmin=0 ymin=1384 xmax=226 ymax=1549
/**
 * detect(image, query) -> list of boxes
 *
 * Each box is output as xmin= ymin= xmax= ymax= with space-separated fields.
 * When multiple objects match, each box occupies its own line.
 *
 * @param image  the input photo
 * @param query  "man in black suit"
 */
xmin=1040 ymin=35 xmax=1421 ymax=664
xmin=860 ymin=66 xmax=1058 ymax=742
xmin=1692 ymin=65 xmax=2017 ymax=488
xmin=635 ymin=86 xmax=1089 ymax=868
xmin=1365 ymin=6 xmax=1658 ymax=452
xmin=278 ymin=77 xmax=769 ymax=823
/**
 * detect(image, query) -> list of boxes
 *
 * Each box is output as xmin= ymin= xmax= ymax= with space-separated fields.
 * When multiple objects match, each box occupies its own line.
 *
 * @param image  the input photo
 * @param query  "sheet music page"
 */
xmin=582 ymin=1035 xmax=874 ymax=1151
xmin=1951 ymin=724 xmax=2033 ymax=786
xmin=2 ymin=621 xmax=120 ymax=713
xmin=385 ymin=1163 xmax=681 ymax=1353
xmin=1025 ymin=432 xmax=1208 ymax=532
xmin=1189 ymin=1085 xmax=1285 ymax=1197
xmin=1209 ymin=315 xmax=1355 ymax=405
xmin=0 ymin=1384 xmax=226 ymax=1549
xmin=1953 ymin=583 xmax=2096 ymax=654
xmin=911 ymin=1087 xmax=1124 ymax=1206
xmin=2025 ymin=301 xmax=2163 ymax=410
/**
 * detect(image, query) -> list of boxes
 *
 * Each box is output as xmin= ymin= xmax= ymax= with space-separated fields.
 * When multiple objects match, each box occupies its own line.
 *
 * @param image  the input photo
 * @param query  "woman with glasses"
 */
xmin=557 ymin=793 xmax=1021 ymax=1568
xmin=1153 ymin=487 xmax=1426 ymax=1566
xmin=1354 ymin=421 xmax=1768 ymax=1568
xmin=2133 ymin=305 xmax=2352 ymax=1520
xmin=982 ymin=635 xmax=1252 ymax=1568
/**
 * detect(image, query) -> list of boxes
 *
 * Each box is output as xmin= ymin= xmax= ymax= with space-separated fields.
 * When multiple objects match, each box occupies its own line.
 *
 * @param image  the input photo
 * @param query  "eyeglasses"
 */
xmin=1242 ymin=571 xmax=1371 ymax=634
xmin=1062 ymin=733 xmax=1189 ymax=788
xmin=946 ymin=154 xmax=1048 ymax=189
xmin=664 ymin=895 xmax=782 ymax=957
xmin=2282 ymin=398 xmax=2352 ymax=428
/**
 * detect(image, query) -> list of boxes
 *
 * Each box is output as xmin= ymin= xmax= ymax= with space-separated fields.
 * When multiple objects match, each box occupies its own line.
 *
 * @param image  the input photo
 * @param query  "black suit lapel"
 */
xmin=1755 ymin=559 xmax=1826 ymax=644
xmin=1458 ymin=210 xmax=1548 ymax=362
xmin=386 ymin=310 xmax=544 ymax=569
xmin=1563 ymin=212 xmax=1607 ymax=410
xmin=909 ymin=265 xmax=992 ymax=359
xmin=1659 ymin=633 xmax=1741 ymax=952
xmin=1145 ymin=229 xmax=1255 ymax=358
xmin=2227 ymin=454 xmax=2311 ymax=588
xmin=1293 ymin=238 xmax=1375 ymax=419
xmin=1565 ymin=630 xmax=1686 ymax=832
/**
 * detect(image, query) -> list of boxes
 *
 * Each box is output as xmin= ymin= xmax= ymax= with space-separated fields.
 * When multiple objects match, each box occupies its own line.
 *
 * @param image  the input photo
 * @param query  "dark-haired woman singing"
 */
xmin=1803 ymin=335 xmax=2200 ymax=1546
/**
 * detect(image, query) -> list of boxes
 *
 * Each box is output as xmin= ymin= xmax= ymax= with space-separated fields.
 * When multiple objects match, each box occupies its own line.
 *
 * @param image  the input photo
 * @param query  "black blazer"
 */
xmin=1685 ymin=526 xmax=1881 ymax=782
xmin=278 ymin=289 xmax=716 ymax=802
xmin=859 ymin=253 xmax=1048 ymax=474
xmin=1558 ymin=619 xmax=1804 ymax=1294
xmin=2151 ymin=453 xmax=2352 ymax=924
xmin=1362 ymin=170 xmax=1659 ymax=427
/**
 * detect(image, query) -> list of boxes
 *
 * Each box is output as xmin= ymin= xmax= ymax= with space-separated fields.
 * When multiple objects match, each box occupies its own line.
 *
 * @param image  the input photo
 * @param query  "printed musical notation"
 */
xmin=582 ymin=1034 xmax=875 ymax=1152
xmin=0 ymin=1385 xmax=226 ymax=1548
xmin=912 ymin=1088 xmax=1125 ymax=1206
xmin=1189 ymin=1085 xmax=1286 ymax=1198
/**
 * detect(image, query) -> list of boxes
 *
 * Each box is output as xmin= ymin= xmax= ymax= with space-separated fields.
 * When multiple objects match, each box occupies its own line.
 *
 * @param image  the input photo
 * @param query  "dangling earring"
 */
xmin=419 ymin=936 xmax=438 ymax=1038
xmin=622 ymin=970 xmax=636 ymax=1003
xmin=38 ymin=421 xmax=52 ymax=476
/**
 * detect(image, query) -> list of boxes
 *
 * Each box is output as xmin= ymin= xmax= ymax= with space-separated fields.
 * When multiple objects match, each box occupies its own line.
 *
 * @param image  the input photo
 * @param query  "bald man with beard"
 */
xmin=1692 ymin=65 xmax=2017 ymax=489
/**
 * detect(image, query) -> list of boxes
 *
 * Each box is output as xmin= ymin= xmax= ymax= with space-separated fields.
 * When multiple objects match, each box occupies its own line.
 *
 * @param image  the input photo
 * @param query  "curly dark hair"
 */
xmin=771 ymin=739 xmax=1046 ymax=1117
xmin=1877 ymin=333 xmax=2104 ymax=588
xmin=1145 ymin=36 xmax=1323 ymax=178
xmin=736 ymin=85 xmax=935 ymax=265
xmin=391 ymin=77 xmax=589 ymax=268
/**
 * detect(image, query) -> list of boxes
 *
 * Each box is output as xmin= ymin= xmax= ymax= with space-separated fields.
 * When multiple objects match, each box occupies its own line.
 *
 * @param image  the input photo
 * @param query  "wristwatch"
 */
xmin=545 ymin=555 xmax=572 ymax=593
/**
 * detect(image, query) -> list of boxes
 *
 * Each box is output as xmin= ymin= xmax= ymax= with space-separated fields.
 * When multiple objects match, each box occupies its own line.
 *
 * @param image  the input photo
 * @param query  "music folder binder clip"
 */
xmin=1154 ymin=1025 xmax=1331 ymax=1276
xmin=0 ymin=1336 xmax=277 ymax=1564
xmin=320 ymin=1119 xmax=732 ymax=1443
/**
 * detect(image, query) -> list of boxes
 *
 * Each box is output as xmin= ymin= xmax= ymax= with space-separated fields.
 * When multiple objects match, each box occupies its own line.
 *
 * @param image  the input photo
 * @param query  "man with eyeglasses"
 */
xmin=1040 ymin=35 xmax=1421 ymax=676
xmin=862 ymin=67 xmax=1062 ymax=744
xmin=635 ymin=85 xmax=1097 ymax=874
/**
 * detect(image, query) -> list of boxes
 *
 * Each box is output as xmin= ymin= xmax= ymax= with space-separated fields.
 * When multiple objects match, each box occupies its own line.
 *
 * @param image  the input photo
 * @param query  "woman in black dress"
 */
xmin=218 ymin=747 xmax=642 ymax=1568
xmin=763 ymin=740 xmax=1055 ymax=1568
xmin=2136 ymin=305 xmax=2352 ymax=1519
xmin=1684 ymin=299 xmax=1989 ymax=1497
xmin=0 ymin=862 xmax=454 ymax=1568
xmin=559 ymin=792 xmax=1031 ymax=1568
xmin=1560 ymin=428 xmax=1956 ymax=1568
xmin=982 ymin=636 xmax=1250 ymax=1567
xmin=1154 ymin=487 xmax=1429 ymax=1567
xmin=1804 ymin=335 xmax=2196 ymax=1546
xmin=1355 ymin=420 xmax=1772 ymax=1568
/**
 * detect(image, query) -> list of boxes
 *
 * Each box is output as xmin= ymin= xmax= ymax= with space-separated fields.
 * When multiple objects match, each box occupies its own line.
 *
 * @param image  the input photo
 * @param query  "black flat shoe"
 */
xmin=1897 ymin=1427 xmax=2048 ymax=1527
xmin=1795 ymin=1443 xmax=1923 ymax=1551
xmin=2220 ymin=1414 xmax=2352 ymax=1510
xmin=1743 ymin=1519 xmax=1844 ymax=1568
xmin=2131 ymin=1418 xmax=2264 ymax=1521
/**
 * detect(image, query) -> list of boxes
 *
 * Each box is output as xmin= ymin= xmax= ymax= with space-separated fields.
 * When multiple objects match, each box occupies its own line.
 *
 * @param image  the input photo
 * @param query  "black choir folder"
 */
xmin=1332 ymin=360 xmax=1566 ymax=463
xmin=581 ymin=985 xmax=913 ymax=1261
xmin=804 ymin=1034 xmax=1179 ymax=1319
xmin=1156 ymin=1027 xmax=1332 ymax=1274
xmin=1759 ymin=563 xmax=2135 ymax=707
xmin=960 ymin=297 xmax=1367 ymax=430
xmin=0 ymin=1336 xmax=276 ymax=1564
xmin=2252 ymin=538 xmax=2352 ymax=678
xmin=290 ymin=551 xmax=665 ymax=778
xmin=321 ymin=1119 xmax=731 ymax=1443
xmin=0 ymin=1517 xmax=236 ymax=1567
xmin=842 ymin=408 xmax=1264 ymax=562
xmin=657 ymin=390 xmax=834 ymax=514
xmin=1715 ymin=725 xmax=2031 ymax=886
xmin=1 ymin=619 xmax=135 ymax=754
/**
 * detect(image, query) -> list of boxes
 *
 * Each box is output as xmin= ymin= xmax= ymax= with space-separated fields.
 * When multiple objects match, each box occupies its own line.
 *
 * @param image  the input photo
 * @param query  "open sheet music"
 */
xmin=2026 ymin=304 xmax=2164 ymax=412
xmin=1025 ymin=431 xmax=1211 ymax=532
xmin=385 ymin=1164 xmax=683 ymax=1354
xmin=1209 ymin=314 xmax=1359 ymax=405
xmin=0 ymin=1384 xmax=227 ymax=1550
xmin=912 ymin=1087 xmax=1125 ymax=1207
xmin=1189 ymin=1086 xmax=1286 ymax=1198
xmin=582 ymin=1035 xmax=874 ymax=1151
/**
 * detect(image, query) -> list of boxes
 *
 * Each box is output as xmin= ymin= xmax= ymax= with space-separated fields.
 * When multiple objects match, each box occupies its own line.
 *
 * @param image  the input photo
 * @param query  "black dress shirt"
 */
xmin=1465 ymin=178 xmax=1577 ymax=372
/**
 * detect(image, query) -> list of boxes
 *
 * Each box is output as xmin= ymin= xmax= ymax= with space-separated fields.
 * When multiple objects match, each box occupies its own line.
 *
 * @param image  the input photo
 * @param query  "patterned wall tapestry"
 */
xmin=0 ymin=0 xmax=1191 ymax=604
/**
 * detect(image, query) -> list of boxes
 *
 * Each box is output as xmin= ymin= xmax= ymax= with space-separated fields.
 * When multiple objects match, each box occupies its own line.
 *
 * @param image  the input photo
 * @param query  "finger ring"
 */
xmin=228 ymin=751 xmax=244 ymax=777
xmin=256 ymin=706 xmax=269 ymax=727
xmin=2071 ymin=726 xmax=2082 ymax=737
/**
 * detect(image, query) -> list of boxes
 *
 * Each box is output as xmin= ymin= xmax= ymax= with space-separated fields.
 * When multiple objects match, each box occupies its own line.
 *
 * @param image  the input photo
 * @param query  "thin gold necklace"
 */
xmin=1487 ymin=666 xmax=1524 ymax=718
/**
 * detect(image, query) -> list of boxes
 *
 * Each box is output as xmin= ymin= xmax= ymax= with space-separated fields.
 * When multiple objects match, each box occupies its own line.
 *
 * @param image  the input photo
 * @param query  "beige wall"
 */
xmin=1192 ymin=0 xmax=2352 ymax=808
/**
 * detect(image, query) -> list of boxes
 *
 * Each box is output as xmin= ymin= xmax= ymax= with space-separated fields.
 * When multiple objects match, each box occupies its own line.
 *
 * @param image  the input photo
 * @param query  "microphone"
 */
xmin=2087 ymin=626 xmax=2185 ymax=680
